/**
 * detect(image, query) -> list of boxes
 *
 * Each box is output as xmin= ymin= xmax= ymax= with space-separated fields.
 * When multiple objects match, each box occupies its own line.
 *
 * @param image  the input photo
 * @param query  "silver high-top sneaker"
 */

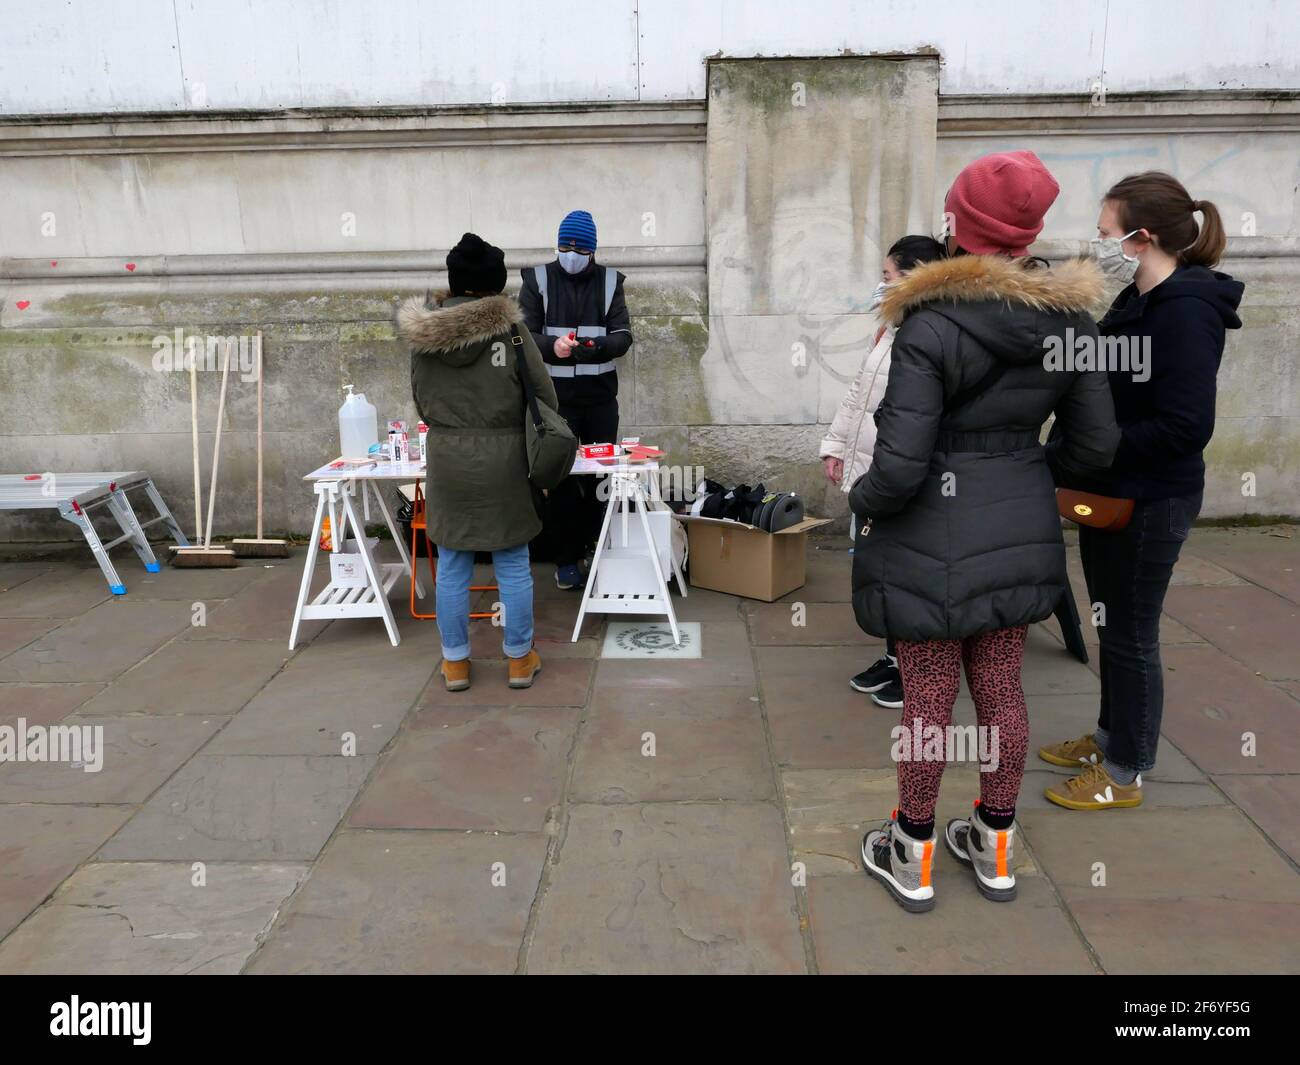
xmin=861 ymin=811 xmax=936 ymax=913
xmin=944 ymin=803 xmax=1017 ymax=902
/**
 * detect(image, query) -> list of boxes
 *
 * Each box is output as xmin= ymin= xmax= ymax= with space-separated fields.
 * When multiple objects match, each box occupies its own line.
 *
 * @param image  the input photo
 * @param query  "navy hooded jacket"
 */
xmin=1077 ymin=264 xmax=1244 ymax=500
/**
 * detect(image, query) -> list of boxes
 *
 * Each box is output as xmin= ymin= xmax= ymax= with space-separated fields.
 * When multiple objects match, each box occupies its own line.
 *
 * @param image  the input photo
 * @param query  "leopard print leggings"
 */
xmin=894 ymin=626 xmax=1029 ymax=825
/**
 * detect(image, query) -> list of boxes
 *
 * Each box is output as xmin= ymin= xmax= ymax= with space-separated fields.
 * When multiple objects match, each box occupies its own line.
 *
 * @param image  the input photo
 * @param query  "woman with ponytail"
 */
xmin=1041 ymin=172 xmax=1244 ymax=811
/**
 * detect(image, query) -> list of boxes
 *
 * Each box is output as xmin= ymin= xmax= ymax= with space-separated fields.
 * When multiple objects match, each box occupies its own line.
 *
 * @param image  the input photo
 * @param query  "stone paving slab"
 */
xmin=1211 ymin=774 xmax=1300 ymax=865
xmin=1019 ymin=806 xmax=1300 ymax=904
xmin=1060 ymin=895 xmax=1300 ymax=974
xmin=744 ymin=601 xmax=868 ymax=646
xmin=202 ymin=637 xmax=434 ymax=756
xmin=1159 ymin=644 xmax=1300 ymax=774
xmin=528 ymin=802 xmax=805 ymax=974
xmin=0 ymin=713 xmax=226 ymax=804
xmin=246 ymin=829 xmax=546 ymax=974
xmin=0 ymin=618 xmax=59 ymax=659
xmin=808 ymin=874 xmax=1096 ymax=974
xmin=1184 ymin=528 xmax=1300 ymax=605
xmin=0 ymin=803 xmax=133 ymax=940
xmin=0 ymin=599 xmax=193 ymax=682
xmin=783 ymin=765 xmax=1043 ymax=879
xmin=1170 ymin=552 xmax=1249 ymax=587
xmin=100 ymin=754 xmax=376 ymax=861
xmin=571 ymin=686 xmax=774 ymax=802
xmin=0 ymin=539 xmax=1296 ymax=975
xmin=124 ymin=563 xmax=274 ymax=601
xmin=774 ymin=549 xmax=854 ymax=604
xmin=76 ymin=638 xmax=291 ymax=718
xmin=1022 ymin=693 xmax=1210 ymax=784
xmin=0 ymin=562 xmax=54 ymax=593
xmin=667 ymin=586 xmax=748 ymax=622
xmin=1164 ymin=584 xmax=1300 ymax=680
xmin=182 ymin=559 xmax=330 ymax=644
xmin=0 ymin=567 xmax=111 ymax=619
xmin=593 ymin=619 xmax=755 ymax=690
xmin=349 ymin=704 xmax=580 ymax=832
xmin=420 ymin=656 xmax=593 ymax=707
xmin=0 ymin=682 xmax=104 ymax=728
xmin=0 ymin=861 xmax=308 ymax=975
xmin=758 ymin=644 xmax=899 ymax=769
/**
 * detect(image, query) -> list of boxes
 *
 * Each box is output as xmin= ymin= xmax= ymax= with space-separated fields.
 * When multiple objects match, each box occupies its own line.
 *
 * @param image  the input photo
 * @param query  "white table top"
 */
xmin=304 ymin=459 xmax=426 ymax=482
xmin=305 ymin=457 xmax=660 ymax=481
xmin=570 ymin=457 xmax=661 ymax=476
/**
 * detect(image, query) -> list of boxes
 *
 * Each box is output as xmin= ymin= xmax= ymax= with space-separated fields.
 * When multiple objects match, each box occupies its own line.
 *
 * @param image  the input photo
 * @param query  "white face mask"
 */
xmin=558 ymin=251 xmax=591 ymax=275
xmin=1090 ymin=230 xmax=1141 ymax=283
xmin=869 ymin=280 xmax=889 ymax=311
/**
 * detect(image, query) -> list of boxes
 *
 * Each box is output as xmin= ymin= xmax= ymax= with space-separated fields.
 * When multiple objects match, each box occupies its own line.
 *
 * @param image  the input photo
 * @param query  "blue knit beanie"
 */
xmin=557 ymin=210 xmax=597 ymax=251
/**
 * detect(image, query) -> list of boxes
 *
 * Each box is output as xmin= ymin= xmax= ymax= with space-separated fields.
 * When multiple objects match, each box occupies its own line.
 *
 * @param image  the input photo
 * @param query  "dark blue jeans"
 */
xmin=1078 ymin=491 xmax=1202 ymax=772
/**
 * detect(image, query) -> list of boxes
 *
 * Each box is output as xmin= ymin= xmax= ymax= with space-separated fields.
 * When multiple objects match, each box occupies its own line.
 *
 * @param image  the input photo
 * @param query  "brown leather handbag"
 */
xmin=1057 ymin=488 xmax=1134 ymax=531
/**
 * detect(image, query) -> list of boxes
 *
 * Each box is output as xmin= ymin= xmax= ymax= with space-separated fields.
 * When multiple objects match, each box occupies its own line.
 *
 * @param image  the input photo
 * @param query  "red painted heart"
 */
xmin=125 ymin=262 xmax=136 ymax=271
xmin=50 ymin=260 xmax=58 ymax=267
xmin=16 ymin=300 xmax=30 ymax=310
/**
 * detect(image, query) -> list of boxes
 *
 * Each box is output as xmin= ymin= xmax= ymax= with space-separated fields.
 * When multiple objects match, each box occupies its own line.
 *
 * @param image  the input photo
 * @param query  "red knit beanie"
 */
xmin=943 ymin=150 xmax=1060 ymax=256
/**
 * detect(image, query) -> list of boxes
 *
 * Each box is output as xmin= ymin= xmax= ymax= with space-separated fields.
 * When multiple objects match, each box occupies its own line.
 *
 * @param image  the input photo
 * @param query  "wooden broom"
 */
xmin=232 ymin=331 xmax=289 ymax=557
xmin=173 ymin=338 xmax=238 ymax=567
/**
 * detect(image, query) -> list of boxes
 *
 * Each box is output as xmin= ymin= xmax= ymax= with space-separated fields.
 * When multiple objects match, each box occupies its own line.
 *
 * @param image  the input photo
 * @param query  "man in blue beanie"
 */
xmin=520 ymin=210 xmax=635 ymax=589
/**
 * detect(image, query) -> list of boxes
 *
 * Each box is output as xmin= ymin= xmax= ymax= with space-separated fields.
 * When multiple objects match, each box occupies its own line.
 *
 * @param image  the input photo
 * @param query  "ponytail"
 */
xmin=1104 ymin=171 xmax=1227 ymax=268
xmin=1184 ymin=199 xmax=1227 ymax=268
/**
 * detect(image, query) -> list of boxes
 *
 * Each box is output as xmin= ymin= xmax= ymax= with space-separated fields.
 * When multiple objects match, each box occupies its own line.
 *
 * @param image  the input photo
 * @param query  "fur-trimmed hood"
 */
xmin=878 ymin=255 xmax=1105 ymax=327
xmin=880 ymin=255 xmax=1107 ymax=367
xmin=396 ymin=289 xmax=518 ymax=363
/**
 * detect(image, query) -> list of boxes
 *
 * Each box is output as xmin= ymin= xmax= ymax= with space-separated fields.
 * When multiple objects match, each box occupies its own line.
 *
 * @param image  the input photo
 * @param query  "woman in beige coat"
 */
xmin=820 ymin=235 xmax=946 ymax=707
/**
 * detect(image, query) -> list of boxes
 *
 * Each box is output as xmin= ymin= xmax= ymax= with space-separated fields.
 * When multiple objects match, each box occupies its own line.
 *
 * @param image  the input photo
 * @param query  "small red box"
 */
xmin=579 ymin=443 xmax=617 ymax=459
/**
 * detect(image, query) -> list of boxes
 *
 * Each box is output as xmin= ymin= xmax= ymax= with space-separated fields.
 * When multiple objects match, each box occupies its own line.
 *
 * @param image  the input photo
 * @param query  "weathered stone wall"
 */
xmin=2 ymin=83 xmax=1298 ymax=542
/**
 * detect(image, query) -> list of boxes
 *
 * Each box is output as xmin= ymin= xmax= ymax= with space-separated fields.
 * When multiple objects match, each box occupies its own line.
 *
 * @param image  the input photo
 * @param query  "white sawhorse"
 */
xmin=289 ymin=477 xmax=423 ymax=649
xmin=571 ymin=465 xmax=686 ymax=646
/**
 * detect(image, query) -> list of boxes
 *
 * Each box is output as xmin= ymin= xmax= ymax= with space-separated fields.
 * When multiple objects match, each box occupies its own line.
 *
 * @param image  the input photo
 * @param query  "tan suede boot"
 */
xmin=441 ymin=658 xmax=470 ymax=692
xmin=507 ymin=649 xmax=542 ymax=689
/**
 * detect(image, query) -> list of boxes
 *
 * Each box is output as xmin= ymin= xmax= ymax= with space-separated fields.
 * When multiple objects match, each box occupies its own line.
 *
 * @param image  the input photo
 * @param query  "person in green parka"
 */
xmin=396 ymin=233 xmax=559 ymax=692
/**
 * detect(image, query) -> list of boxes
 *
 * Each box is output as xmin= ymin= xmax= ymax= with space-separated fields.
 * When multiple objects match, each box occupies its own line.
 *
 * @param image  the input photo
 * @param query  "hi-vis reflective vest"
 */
xmin=533 ymin=264 xmax=621 ymax=379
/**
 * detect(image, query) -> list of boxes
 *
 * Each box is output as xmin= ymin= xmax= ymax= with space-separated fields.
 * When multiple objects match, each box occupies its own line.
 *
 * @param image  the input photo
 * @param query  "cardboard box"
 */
xmin=679 ymin=515 xmax=831 ymax=601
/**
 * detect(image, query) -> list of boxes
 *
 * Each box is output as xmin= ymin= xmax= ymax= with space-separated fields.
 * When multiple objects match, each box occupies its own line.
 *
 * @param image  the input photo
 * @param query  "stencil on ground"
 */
xmin=601 ymin=621 xmax=702 ymax=659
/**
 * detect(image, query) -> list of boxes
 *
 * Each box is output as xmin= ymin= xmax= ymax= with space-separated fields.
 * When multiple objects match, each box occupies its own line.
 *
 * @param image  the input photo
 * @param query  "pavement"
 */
xmin=0 ymin=525 xmax=1297 ymax=974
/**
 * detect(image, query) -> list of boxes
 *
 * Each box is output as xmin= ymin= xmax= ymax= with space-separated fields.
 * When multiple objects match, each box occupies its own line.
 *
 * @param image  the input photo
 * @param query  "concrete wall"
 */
xmin=2 ymin=63 xmax=1298 ymax=539
xmin=4 ymin=0 xmax=1300 ymax=113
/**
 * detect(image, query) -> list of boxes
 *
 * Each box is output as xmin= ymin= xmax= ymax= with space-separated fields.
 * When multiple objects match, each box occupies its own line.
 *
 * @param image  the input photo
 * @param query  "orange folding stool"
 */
xmin=408 ymin=483 xmax=498 ymax=620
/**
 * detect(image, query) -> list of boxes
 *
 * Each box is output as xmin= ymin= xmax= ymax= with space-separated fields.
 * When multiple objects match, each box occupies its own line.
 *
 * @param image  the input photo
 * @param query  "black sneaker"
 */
xmin=870 ymin=678 xmax=905 ymax=709
xmin=850 ymin=655 xmax=898 ymax=694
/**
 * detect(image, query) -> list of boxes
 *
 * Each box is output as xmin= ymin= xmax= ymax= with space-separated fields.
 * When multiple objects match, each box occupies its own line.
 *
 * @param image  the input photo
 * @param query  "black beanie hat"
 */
xmin=446 ymin=232 xmax=507 ymax=295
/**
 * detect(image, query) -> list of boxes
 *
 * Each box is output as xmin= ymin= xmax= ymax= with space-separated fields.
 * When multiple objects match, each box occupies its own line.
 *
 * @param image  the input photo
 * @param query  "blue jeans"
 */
xmin=434 ymin=543 xmax=534 ymax=660
xmin=1078 ymin=491 xmax=1202 ymax=772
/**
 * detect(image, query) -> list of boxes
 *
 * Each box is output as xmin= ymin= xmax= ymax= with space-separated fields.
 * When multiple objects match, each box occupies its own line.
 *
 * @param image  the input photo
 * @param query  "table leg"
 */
xmin=370 ymin=480 xmax=423 ymax=599
xmin=341 ymin=482 xmax=401 ymax=647
xmin=572 ymin=472 xmax=621 ymax=642
xmin=632 ymin=479 xmax=680 ymax=645
xmin=289 ymin=488 xmax=327 ymax=650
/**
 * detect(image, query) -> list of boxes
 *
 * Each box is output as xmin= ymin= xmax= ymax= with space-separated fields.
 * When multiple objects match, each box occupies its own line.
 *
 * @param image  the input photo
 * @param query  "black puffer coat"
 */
xmin=850 ymin=255 xmax=1120 ymax=642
